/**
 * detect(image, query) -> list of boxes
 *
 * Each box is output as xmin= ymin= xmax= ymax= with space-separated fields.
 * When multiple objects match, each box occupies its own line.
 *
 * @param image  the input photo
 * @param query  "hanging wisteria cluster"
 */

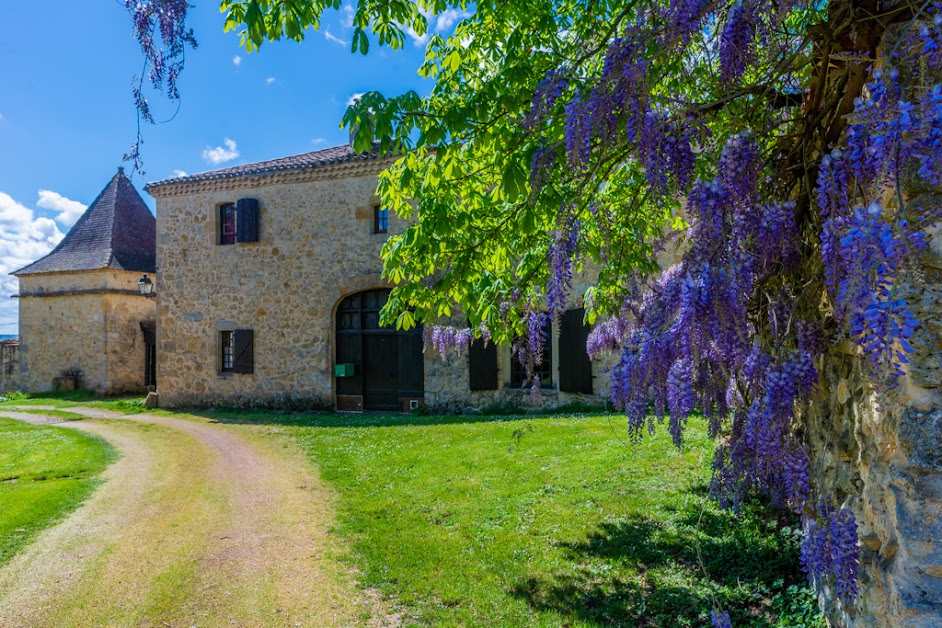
xmin=523 ymin=0 xmax=942 ymax=612
xmin=125 ymin=0 xmax=197 ymax=170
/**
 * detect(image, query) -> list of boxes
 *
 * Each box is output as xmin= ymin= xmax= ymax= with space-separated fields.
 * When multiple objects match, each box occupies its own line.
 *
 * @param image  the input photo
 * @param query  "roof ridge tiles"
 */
xmin=145 ymin=143 xmax=388 ymax=191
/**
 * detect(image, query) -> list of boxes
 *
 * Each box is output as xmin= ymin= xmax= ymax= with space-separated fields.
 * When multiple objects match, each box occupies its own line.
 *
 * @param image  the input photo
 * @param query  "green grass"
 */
xmin=0 ymin=391 xmax=146 ymax=415
xmin=199 ymin=410 xmax=824 ymax=627
xmin=0 ymin=418 xmax=117 ymax=565
xmin=4 ymin=408 xmax=89 ymax=421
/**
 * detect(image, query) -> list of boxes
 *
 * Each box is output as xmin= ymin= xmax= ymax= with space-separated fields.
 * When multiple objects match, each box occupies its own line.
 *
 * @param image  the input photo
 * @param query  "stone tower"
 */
xmin=12 ymin=168 xmax=157 ymax=394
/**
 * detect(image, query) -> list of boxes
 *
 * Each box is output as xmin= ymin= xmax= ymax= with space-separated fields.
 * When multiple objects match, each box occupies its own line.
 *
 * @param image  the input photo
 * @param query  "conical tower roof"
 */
xmin=13 ymin=168 xmax=156 ymax=275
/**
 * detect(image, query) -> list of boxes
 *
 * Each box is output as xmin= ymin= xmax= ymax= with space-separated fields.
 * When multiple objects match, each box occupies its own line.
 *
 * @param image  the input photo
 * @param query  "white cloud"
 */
xmin=325 ymin=29 xmax=348 ymax=46
xmin=341 ymin=3 xmax=355 ymax=28
xmin=36 ymin=190 xmax=86 ymax=227
xmin=266 ymin=76 xmax=277 ymax=86
xmin=311 ymin=138 xmax=326 ymax=146
xmin=403 ymin=24 xmax=430 ymax=46
xmin=172 ymin=169 xmax=188 ymax=178
xmin=233 ymin=55 xmax=243 ymax=67
xmin=401 ymin=7 xmax=470 ymax=46
xmin=0 ymin=191 xmax=68 ymax=330
xmin=347 ymin=92 xmax=365 ymax=106
xmin=435 ymin=8 xmax=471 ymax=32
xmin=202 ymin=138 xmax=240 ymax=165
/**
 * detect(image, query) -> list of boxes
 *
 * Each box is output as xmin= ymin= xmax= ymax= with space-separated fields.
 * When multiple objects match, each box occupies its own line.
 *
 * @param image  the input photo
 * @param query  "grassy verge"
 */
xmin=198 ymin=410 xmax=824 ymax=627
xmin=0 ymin=391 xmax=146 ymax=415
xmin=0 ymin=418 xmax=117 ymax=565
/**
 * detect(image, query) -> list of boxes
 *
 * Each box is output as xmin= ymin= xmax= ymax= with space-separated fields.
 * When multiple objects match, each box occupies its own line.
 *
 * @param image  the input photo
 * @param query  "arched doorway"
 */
xmin=335 ymin=289 xmax=424 ymax=411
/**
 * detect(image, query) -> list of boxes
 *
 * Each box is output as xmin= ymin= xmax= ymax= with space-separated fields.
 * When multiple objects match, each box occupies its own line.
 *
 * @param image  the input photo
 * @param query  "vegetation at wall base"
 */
xmin=0 ymin=418 xmax=116 ymax=566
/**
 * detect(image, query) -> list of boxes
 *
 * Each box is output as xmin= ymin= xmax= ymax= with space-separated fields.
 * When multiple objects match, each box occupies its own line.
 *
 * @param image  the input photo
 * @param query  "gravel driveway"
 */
xmin=0 ymin=412 xmax=364 ymax=627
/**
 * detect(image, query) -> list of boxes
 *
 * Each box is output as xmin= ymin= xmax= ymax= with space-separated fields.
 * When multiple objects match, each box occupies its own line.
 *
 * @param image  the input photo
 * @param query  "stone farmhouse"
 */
xmin=144 ymin=145 xmax=607 ymax=410
xmin=12 ymin=168 xmax=157 ymax=394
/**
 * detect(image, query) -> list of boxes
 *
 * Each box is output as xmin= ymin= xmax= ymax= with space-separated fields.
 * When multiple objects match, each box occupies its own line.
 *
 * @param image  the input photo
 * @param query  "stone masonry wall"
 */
xmin=423 ymin=286 xmax=616 ymax=413
xmin=804 ymin=193 xmax=942 ymax=627
xmin=151 ymin=163 xmax=615 ymax=410
xmin=16 ymin=270 xmax=155 ymax=394
xmin=802 ymin=22 xmax=942 ymax=625
xmin=153 ymin=163 xmax=410 ymax=407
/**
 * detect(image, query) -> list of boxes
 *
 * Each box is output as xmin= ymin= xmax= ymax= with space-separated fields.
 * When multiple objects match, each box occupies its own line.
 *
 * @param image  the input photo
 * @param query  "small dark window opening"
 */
xmin=220 ymin=330 xmax=235 ymax=371
xmin=510 ymin=317 xmax=553 ymax=389
xmin=220 ymin=203 xmax=237 ymax=245
xmin=218 ymin=198 xmax=259 ymax=244
xmin=373 ymin=205 xmax=389 ymax=234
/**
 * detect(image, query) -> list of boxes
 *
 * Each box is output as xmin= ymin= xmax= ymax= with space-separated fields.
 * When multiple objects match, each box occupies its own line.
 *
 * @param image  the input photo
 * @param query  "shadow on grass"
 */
xmin=511 ymin=498 xmax=806 ymax=627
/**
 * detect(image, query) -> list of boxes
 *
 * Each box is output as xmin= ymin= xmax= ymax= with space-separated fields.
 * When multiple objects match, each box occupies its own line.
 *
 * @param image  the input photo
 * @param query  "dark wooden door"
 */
xmin=363 ymin=333 xmax=400 ymax=410
xmin=335 ymin=289 xmax=424 ymax=412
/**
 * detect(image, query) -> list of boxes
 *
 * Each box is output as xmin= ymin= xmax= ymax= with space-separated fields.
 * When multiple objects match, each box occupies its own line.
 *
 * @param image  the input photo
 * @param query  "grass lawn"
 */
xmin=0 ymin=390 xmax=146 ymax=414
xmin=0 ymin=418 xmax=117 ymax=566
xmin=201 ymin=410 xmax=825 ymax=627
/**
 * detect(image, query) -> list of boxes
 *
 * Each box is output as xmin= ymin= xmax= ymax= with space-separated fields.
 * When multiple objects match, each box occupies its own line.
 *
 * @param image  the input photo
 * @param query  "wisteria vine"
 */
xmin=514 ymin=0 xmax=941 ymax=612
xmin=128 ymin=0 xmax=942 ymax=618
xmin=124 ymin=0 xmax=197 ymax=171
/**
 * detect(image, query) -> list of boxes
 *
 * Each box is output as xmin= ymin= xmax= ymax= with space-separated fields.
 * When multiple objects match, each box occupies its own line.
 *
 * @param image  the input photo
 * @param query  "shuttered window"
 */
xmin=220 ymin=329 xmax=254 ymax=374
xmin=558 ymin=308 xmax=593 ymax=394
xmin=510 ymin=316 xmax=553 ymax=388
xmin=218 ymin=198 xmax=259 ymax=244
xmin=468 ymin=337 xmax=498 ymax=391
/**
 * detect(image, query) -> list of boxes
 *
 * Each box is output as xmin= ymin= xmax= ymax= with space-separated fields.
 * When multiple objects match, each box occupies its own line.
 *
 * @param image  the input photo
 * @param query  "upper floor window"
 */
xmin=218 ymin=198 xmax=260 ymax=245
xmin=220 ymin=203 xmax=237 ymax=245
xmin=373 ymin=204 xmax=388 ymax=234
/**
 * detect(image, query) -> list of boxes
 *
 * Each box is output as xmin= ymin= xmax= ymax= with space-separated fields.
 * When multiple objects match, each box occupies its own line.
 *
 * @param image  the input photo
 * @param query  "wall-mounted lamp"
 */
xmin=138 ymin=274 xmax=154 ymax=297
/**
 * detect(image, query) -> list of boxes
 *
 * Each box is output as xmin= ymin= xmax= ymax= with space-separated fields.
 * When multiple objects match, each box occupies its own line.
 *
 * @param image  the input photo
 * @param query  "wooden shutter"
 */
xmin=236 ymin=198 xmax=259 ymax=243
xmin=559 ymin=309 xmax=592 ymax=394
xmin=233 ymin=329 xmax=254 ymax=374
xmin=469 ymin=337 xmax=498 ymax=391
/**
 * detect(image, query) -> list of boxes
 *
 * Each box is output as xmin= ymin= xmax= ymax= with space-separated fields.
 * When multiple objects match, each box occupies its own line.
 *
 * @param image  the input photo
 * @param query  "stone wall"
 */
xmin=803 ymin=193 xmax=942 ymax=627
xmin=423 ymin=286 xmax=616 ymax=413
xmin=0 ymin=342 xmax=19 ymax=393
xmin=16 ymin=269 xmax=155 ymax=394
xmin=153 ymin=161 xmax=407 ymax=407
xmin=802 ymin=22 xmax=942 ymax=624
xmin=151 ymin=163 xmax=614 ymax=410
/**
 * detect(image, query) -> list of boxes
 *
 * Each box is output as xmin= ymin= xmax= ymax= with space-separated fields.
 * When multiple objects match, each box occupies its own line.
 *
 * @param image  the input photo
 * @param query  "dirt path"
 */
xmin=0 ymin=413 xmax=365 ymax=627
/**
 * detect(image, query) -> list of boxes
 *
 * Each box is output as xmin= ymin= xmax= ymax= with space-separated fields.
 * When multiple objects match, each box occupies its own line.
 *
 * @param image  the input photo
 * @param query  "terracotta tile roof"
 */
xmin=13 ymin=169 xmax=156 ymax=275
xmin=146 ymin=144 xmax=383 ymax=189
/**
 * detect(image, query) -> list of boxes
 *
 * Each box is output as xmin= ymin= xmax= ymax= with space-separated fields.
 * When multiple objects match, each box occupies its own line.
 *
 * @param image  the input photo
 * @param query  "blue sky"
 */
xmin=0 ymin=1 xmax=465 ymax=334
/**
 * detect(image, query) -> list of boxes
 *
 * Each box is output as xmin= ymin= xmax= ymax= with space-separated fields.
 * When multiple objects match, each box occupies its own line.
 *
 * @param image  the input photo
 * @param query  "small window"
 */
xmin=218 ymin=198 xmax=259 ymax=245
xmin=373 ymin=204 xmax=389 ymax=234
xmin=219 ymin=204 xmax=237 ymax=245
xmin=219 ymin=329 xmax=254 ymax=374
xmin=510 ymin=316 xmax=553 ymax=388
xmin=220 ymin=330 xmax=235 ymax=371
